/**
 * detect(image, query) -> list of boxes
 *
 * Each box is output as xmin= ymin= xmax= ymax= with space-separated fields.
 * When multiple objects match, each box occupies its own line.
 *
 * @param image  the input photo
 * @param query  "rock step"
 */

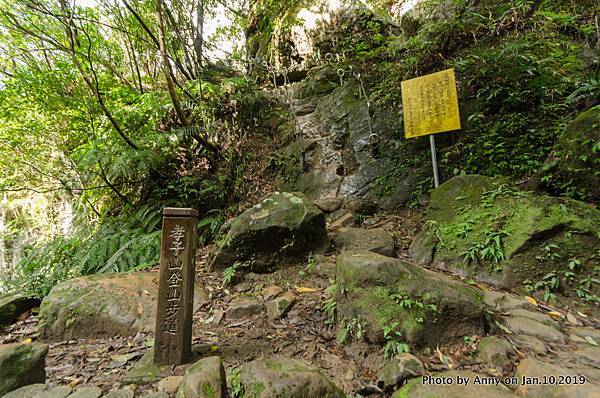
xmin=38 ymin=271 xmax=208 ymax=341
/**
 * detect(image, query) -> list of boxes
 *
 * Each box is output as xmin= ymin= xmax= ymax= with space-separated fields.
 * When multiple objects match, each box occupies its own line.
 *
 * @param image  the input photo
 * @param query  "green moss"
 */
xmin=353 ymin=286 xmax=439 ymax=341
xmin=422 ymin=175 xmax=600 ymax=301
xmin=265 ymin=359 xmax=284 ymax=372
xmin=201 ymin=382 xmax=216 ymax=398
xmin=391 ymin=377 xmax=421 ymax=398
xmin=246 ymin=382 xmax=265 ymax=398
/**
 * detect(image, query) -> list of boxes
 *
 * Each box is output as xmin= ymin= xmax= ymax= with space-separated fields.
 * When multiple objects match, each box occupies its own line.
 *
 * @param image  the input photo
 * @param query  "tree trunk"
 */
xmin=155 ymin=0 xmax=188 ymax=126
xmin=59 ymin=0 xmax=139 ymax=150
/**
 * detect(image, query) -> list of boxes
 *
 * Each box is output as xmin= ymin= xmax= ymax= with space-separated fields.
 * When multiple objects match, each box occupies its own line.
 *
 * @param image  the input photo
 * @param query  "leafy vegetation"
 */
xmin=0 ymin=0 xmax=280 ymax=296
xmin=336 ymin=317 xmax=365 ymax=344
xmin=316 ymin=0 xmax=598 ymax=200
xmin=383 ymin=321 xmax=410 ymax=359
xmin=0 ymin=0 xmax=597 ymax=307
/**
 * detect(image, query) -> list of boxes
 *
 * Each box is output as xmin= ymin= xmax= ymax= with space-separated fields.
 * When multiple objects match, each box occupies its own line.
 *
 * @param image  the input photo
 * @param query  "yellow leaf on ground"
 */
xmin=22 ymin=338 xmax=32 ymax=344
xmin=68 ymin=378 xmax=81 ymax=388
xmin=547 ymin=311 xmax=563 ymax=318
xmin=524 ymin=296 xmax=537 ymax=307
xmin=137 ymin=303 xmax=144 ymax=317
xmin=295 ymin=286 xmax=318 ymax=293
xmin=566 ymin=312 xmax=582 ymax=326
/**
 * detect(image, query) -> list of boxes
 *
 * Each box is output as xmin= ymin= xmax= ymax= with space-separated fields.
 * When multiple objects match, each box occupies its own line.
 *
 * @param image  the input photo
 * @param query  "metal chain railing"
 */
xmin=245 ymin=52 xmax=379 ymax=171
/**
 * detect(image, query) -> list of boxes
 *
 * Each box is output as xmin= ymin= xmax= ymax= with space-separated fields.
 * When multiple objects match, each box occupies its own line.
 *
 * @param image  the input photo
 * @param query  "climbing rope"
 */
xmin=250 ymin=52 xmax=378 ymax=174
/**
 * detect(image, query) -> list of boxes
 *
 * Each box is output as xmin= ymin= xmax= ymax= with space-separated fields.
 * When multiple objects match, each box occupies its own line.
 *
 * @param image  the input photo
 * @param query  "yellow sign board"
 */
xmin=401 ymin=68 xmax=461 ymax=139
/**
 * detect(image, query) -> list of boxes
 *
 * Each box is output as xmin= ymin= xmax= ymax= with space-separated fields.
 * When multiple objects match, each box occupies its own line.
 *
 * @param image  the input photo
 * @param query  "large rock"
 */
xmin=332 ymin=227 xmax=395 ymax=257
xmin=276 ymin=65 xmax=421 ymax=209
xmin=377 ymin=353 xmax=425 ymax=391
xmin=0 ymin=293 xmax=40 ymax=327
xmin=0 ymin=342 xmax=48 ymax=395
xmin=475 ymin=336 xmax=514 ymax=373
xmin=410 ymin=175 xmax=600 ymax=297
xmin=211 ymin=192 xmax=329 ymax=272
xmin=392 ymin=370 xmax=518 ymax=397
xmin=501 ymin=316 xmax=566 ymax=345
xmin=514 ymin=357 xmax=600 ymax=398
xmin=69 ymin=387 xmax=103 ymax=398
xmin=335 ymin=251 xmax=484 ymax=346
xmin=238 ymin=357 xmax=344 ymax=398
xmin=1 ymin=384 xmax=46 ymax=398
xmin=176 ymin=356 xmax=226 ymax=398
xmin=227 ymin=297 xmax=265 ymax=319
xmin=2 ymin=385 xmax=73 ymax=398
xmin=38 ymin=271 xmax=208 ymax=340
xmin=536 ymin=107 xmax=600 ymax=203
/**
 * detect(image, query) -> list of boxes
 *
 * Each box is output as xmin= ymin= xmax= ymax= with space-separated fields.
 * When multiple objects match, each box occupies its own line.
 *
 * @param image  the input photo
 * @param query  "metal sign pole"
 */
xmin=429 ymin=135 xmax=440 ymax=188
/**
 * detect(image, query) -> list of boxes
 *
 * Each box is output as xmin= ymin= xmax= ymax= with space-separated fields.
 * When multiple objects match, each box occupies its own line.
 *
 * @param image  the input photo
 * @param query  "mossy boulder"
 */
xmin=475 ymin=336 xmax=514 ymax=373
xmin=377 ymin=353 xmax=425 ymax=391
xmin=0 ymin=293 xmax=40 ymax=327
xmin=211 ymin=192 xmax=329 ymax=272
xmin=536 ymin=106 xmax=600 ymax=203
xmin=0 ymin=342 xmax=48 ymax=395
xmin=392 ymin=370 xmax=518 ymax=398
xmin=38 ymin=271 xmax=208 ymax=341
xmin=238 ymin=357 xmax=344 ymax=398
xmin=176 ymin=356 xmax=226 ymax=398
xmin=335 ymin=251 xmax=484 ymax=347
xmin=410 ymin=175 xmax=600 ymax=300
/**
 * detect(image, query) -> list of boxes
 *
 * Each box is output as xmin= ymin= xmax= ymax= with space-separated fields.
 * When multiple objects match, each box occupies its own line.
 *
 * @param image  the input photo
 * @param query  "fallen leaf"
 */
xmin=566 ymin=312 xmax=582 ymax=326
xmin=547 ymin=311 xmax=563 ymax=318
xmin=436 ymin=346 xmax=445 ymax=363
xmin=137 ymin=303 xmax=144 ymax=317
xmin=68 ymin=378 xmax=81 ymax=388
xmin=22 ymin=338 xmax=32 ymax=344
xmin=577 ymin=311 xmax=588 ymax=318
xmin=295 ymin=286 xmax=318 ymax=293
xmin=524 ymin=296 xmax=537 ymax=307
xmin=476 ymin=283 xmax=489 ymax=291
xmin=107 ymin=352 xmax=142 ymax=369
xmin=212 ymin=310 xmax=224 ymax=325
xmin=585 ymin=336 xmax=599 ymax=346
xmin=495 ymin=321 xmax=513 ymax=334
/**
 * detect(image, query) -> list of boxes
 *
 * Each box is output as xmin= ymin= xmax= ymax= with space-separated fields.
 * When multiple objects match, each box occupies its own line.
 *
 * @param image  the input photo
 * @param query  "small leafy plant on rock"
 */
xmin=383 ymin=321 xmax=410 ymax=359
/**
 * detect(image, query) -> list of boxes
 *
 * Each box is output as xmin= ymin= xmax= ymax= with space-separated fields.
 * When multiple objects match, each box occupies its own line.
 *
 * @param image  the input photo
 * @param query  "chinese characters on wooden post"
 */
xmin=154 ymin=208 xmax=198 ymax=365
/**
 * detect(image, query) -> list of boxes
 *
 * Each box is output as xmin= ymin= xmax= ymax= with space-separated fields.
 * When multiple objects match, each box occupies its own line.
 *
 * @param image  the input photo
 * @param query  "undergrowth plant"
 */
xmin=337 ymin=317 xmax=365 ymax=344
xmin=383 ymin=321 xmax=410 ymax=359
xmin=3 ymin=204 xmax=163 ymax=297
xmin=321 ymin=0 xmax=598 ymax=205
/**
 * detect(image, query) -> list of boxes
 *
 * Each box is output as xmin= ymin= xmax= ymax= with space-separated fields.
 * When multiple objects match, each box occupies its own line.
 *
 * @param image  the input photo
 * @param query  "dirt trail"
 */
xmin=2 ymin=209 xmax=599 ymax=397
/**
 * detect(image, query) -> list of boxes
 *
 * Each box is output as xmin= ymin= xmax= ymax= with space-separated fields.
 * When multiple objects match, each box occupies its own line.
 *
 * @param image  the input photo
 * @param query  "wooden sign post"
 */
xmin=401 ymin=68 xmax=461 ymax=187
xmin=154 ymin=208 xmax=198 ymax=365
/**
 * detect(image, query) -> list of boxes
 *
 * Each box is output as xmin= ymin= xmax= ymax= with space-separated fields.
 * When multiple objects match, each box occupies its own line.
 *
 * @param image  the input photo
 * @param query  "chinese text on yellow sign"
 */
xmin=401 ymin=68 xmax=461 ymax=139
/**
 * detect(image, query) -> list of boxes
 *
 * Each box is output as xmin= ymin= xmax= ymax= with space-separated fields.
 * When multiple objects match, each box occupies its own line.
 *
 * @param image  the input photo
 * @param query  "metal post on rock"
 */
xmin=429 ymin=135 xmax=440 ymax=188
